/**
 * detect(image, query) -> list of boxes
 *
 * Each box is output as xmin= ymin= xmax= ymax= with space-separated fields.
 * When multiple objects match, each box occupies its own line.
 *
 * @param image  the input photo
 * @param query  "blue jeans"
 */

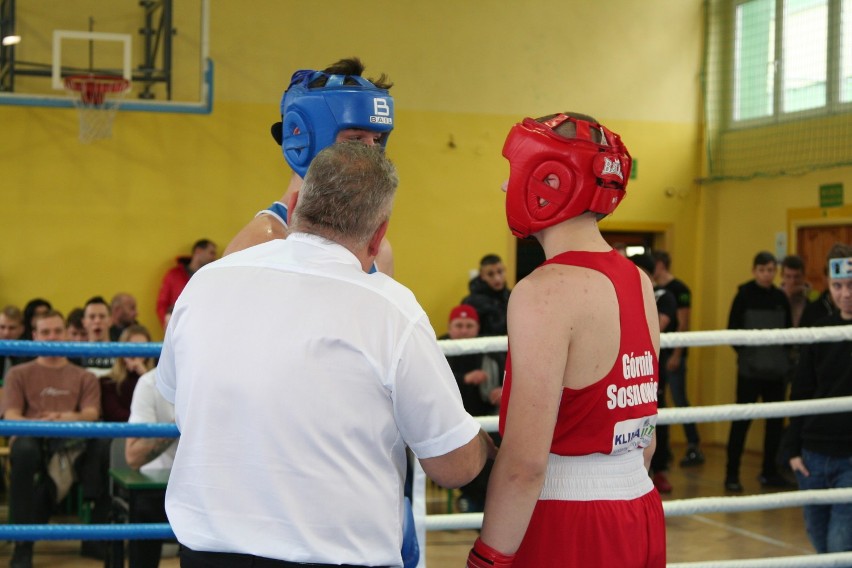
xmin=795 ymin=449 xmax=852 ymax=553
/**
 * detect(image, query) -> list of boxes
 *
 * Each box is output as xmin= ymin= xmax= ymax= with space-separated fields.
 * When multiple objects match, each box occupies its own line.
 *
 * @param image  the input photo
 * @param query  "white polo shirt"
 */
xmin=157 ymin=233 xmax=479 ymax=567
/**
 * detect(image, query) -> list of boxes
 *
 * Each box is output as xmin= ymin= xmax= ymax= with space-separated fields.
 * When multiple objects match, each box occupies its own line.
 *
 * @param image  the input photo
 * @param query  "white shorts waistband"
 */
xmin=539 ymin=451 xmax=654 ymax=502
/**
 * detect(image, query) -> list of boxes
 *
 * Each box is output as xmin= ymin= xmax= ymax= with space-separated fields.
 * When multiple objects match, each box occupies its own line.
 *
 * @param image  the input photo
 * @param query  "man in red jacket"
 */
xmin=156 ymin=239 xmax=217 ymax=327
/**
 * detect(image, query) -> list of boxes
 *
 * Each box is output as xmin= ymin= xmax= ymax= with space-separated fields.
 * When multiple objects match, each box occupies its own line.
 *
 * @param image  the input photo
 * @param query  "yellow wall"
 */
xmin=1 ymin=0 xmax=704 ymax=332
xmin=13 ymin=0 xmax=815 ymax=448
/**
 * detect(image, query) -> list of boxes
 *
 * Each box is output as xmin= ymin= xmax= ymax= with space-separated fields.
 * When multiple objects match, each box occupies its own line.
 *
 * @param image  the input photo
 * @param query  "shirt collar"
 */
xmin=287 ymin=231 xmax=361 ymax=268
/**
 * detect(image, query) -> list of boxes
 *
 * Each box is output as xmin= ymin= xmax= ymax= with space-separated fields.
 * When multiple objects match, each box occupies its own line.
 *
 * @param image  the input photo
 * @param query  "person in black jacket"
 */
xmin=462 ymin=254 xmax=511 ymax=337
xmin=799 ymin=243 xmax=852 ymax=328
xmin=783 ymin=245 xmax=852 ymax=554
xmin=725 ymin=251 xmax=793 ymax=492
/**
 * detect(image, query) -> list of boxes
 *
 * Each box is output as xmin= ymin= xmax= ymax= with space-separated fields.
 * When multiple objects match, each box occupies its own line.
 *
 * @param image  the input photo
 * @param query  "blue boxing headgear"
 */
xmin=276 ymin=69 xmax=394 ymax=177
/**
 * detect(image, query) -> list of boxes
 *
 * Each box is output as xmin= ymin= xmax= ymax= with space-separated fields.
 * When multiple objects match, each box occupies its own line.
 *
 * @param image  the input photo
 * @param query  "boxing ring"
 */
xmin=2 ymin=326 xmax=852 ymax=567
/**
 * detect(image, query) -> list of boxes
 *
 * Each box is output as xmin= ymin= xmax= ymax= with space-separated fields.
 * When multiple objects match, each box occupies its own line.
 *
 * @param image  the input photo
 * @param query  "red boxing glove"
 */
xmin=466 ymin=537 xmax=515 ymax=568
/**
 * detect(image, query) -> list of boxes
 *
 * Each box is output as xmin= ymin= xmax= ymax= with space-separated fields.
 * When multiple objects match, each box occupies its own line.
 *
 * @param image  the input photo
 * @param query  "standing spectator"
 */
xmin=652 ymin=250 xmax=705 ymax=467
xmin=780 ymin=255 xmax=814 ymax=328
xmin=471 ymin=112 xmax=663 ymax=567
xmin=724 ymin=251 xmax=793 ymax=492
xmin=21 ymin=298 xmax=52 ymax=343
xmin=801 ymin=244 xmax=850 ymax=327
xmin=783 ymin=244 xmax=852 ymax=553
xmin=65 ymin=308 xmax=87 ymax=342
xmin=462 ymin=254 xmax=511 ymax=337
xmin=1 ymin=305 xmax=26 ymax=384
xmin=109 ymin=293 xmax=139 ymax=341
xmin=157 ymin=143 xmax=494 ymax=567
xmin=80 ymin=296 xmax=115 ymax=375
xmin=440 ymin=304 xmax=502 ymax=513
xmin=633 ymin=253 xmax=677 ymax=494
xmin=3 ymin=310 xmax=101 ymax=568
xmin=156 ymin=239 xmax=217 ymax=327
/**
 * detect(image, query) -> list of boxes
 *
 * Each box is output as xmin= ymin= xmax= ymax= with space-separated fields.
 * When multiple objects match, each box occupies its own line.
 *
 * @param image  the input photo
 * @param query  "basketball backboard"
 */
xmin=0 ymin=0 xmax=211 ymax=113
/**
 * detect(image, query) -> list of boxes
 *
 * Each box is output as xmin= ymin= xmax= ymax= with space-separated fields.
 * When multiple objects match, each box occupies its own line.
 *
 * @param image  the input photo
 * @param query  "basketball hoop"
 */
xmin=63 ymin=74 xmax=131 ymax=143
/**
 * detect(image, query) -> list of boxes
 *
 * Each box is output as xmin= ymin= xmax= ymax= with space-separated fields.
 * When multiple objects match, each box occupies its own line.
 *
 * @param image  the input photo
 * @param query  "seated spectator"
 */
xmin=80 ymin=296 xmax=115 ymax=375
xmin=100 ymin=325 xmax=155 ymax=423
xmin=21 ymin=298 xmax=52 ymax=343
xmin=156 ymin=239 xmax=217 ymax=327
xmin=109 ymin=293 xmax=139 ymax=342
xmin=439 ymin=304 xmax=502 ymax=513
xmin=65 ymin=308 xmax=87 ymax=342
xmin=0 ymin=304 xmax=25 ymax=490
xmin=1 ymin=305 xmax=26 ymax=386
xmin=3 ymin=310 xmax=102 ymax=568
xmin=124 ymin=365 xmax=178 ymax=568
xmin=16 ymin=299 xmax=53 ymax=367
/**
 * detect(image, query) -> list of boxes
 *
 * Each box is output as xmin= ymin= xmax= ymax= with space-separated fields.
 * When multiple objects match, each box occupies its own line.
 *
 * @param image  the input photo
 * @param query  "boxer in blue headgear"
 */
xmin=272 ymin=67 xmax=394 ymax=178
xmin=224 ymin=58 xmax=397 ymax=276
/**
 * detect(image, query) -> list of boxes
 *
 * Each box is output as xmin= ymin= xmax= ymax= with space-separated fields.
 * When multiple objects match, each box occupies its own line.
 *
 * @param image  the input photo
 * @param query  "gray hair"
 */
xmin=291 ymin=141 xmax=399 ymax=247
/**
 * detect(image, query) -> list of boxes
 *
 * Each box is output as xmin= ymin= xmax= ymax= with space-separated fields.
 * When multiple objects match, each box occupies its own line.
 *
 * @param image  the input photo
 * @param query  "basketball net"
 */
xmin=64 ymin=75 xmax=131 ymax=143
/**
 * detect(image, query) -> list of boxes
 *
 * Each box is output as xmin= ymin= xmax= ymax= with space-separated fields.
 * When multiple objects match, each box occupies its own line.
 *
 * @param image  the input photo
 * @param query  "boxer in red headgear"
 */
xmin=467 ymin=113 xmax=665 ymax=568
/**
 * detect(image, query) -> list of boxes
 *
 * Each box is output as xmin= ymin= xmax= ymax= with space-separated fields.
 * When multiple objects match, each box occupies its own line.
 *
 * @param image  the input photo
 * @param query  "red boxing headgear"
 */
xmin=502 ymin=114 xmax=631 ymax=238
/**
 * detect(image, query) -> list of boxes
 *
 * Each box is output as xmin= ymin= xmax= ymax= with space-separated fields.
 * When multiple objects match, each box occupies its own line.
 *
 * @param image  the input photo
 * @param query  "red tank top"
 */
xmin=499 ymin=250 xmax=659 ymax=456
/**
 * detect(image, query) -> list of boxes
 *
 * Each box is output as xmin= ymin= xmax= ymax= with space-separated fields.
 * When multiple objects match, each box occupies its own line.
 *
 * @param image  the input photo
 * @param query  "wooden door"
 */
xmin=796 ymin=225 xmax=852 ymax=293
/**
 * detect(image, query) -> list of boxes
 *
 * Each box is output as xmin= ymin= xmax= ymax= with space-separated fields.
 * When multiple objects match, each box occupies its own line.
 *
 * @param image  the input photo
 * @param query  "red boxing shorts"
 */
xmin=513 ymin=452 xmax=666 ymax=568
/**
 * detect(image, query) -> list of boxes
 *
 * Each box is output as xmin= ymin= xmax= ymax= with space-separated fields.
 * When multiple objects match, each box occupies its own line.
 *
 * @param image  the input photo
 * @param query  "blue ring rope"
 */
xmin=0 ymin=340 xmax=162 ymax=358
xmin=0 ymin=523 xmax=174 ymax=541
xmin=0 ymin=420 xmax=178 ymax=437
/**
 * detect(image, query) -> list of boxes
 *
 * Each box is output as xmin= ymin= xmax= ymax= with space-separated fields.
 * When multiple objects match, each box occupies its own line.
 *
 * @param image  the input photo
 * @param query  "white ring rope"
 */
xmin=666 ymin=552 xmax=852 ymax=568
xmin=437 ymin=324 xmax=852 ymax=356
xmin=472 ymin=396 xmax=852 ymax=432
xmin=427 ymin=489 xmax=852 ymax=530
xmin=655 ymin=396 xmax=852 ymax=426
xmin=663 ymin=488 xmax=852 ymax=517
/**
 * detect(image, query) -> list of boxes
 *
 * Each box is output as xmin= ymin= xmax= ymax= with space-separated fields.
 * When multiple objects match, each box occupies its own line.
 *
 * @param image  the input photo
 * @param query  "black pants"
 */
xmin=129 ymin=492 xmax=168 ymax=568
xmin=180 ymin=548 xmax=389 ymax=568
xmin=10 ymin=437 xmax=111 ymax=538
xmin=650 ymin=371 xmax=671 ymax=473
xmin=9 ymin=437 xmax=53 ymax=526
xmin=725 ymin=375 xmax=786 ymax=480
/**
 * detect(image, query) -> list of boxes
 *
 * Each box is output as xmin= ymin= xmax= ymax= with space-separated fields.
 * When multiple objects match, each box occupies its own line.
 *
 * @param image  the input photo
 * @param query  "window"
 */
xmin=734 ymin=0 xmax=775 ymax=120
xmin=733 ymin=0 xmax=850 ymax=122
xmin=782 ymin=0 xmax=827 ymax=112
